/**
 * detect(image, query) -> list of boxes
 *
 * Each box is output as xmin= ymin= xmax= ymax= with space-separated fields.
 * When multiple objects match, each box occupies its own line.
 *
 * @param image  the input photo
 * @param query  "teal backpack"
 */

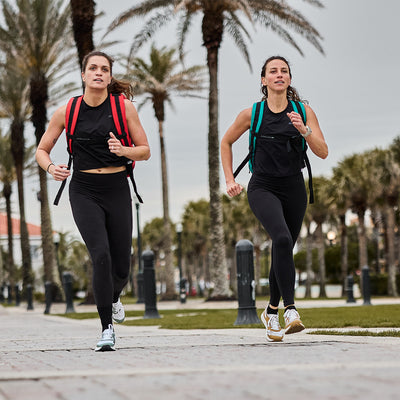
xmin=233 ymin=100 xmax=314 ymax=203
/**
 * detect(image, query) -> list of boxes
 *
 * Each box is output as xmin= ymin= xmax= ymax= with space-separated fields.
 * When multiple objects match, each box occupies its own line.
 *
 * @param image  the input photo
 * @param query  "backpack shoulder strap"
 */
xmin=233 ymin=101 xmax=263 ymax=178
xmin=110 ymin=93 xmax=132 ymax=147
xmin=65 ymin=95 xmax=83 ymax=153
xmin=290 ymin=100 xmax=314 ymax=204
xmin=290 ymin=100 xmax=306 ymax=124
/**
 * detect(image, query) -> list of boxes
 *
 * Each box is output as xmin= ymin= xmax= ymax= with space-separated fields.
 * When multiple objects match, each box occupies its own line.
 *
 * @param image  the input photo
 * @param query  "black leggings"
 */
xmin=247 ymin=173 xmax=307 ymax=307
xmin=69 ymin=170 xmax=132 ymax=309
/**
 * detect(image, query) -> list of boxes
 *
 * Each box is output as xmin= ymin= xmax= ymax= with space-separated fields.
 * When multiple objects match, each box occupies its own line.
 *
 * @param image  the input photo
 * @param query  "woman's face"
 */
xmin=261 ymin=59 xmax=291 ymax=93
xmin=82 ymin=55 xmax=112 ymax=89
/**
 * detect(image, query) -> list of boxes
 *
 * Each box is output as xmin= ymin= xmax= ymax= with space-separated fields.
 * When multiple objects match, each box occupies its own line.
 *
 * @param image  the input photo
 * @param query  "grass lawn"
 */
xmin=57 ymin=304 xmax=400 ymax=336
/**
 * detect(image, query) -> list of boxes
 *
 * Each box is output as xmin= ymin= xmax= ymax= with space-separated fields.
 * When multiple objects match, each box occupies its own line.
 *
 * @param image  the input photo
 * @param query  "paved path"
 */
xmin=1 ymin=299 xmax=400 ymax=400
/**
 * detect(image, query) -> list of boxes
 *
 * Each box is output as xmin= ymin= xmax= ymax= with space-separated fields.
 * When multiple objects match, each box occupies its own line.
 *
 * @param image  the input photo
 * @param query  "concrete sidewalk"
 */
xmin=1 ymin=300 xmax=400 ymax=400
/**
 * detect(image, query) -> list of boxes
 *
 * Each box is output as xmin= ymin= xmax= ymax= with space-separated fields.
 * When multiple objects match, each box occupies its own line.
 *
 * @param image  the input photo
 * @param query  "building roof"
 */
xmin=0 ymin=213 xmax=41 ymax=237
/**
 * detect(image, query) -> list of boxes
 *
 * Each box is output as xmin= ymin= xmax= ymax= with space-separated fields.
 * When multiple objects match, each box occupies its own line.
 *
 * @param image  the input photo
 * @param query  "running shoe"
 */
xmin=260 ymin=309 xmax=284 ymax=342
xmin=112 ymin=298 xmax=125 ymax=323
xmin=284 ymin=308 xmax=305 ymax=334
xmin=95 ymin=324 xmax=115 ymax=352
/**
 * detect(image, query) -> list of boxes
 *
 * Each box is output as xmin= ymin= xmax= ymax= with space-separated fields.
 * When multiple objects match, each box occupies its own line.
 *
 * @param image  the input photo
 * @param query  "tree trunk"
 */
xmin=339 ymin=214 xmax=348 ymax=297
xmin=305 ymin=225 xmax=312 ymax=297
xmin=385 ymin=204 xmax=398 ymax=296
xmin=315 ymin=224 xmax=326 ymax=298
xmin=203 ymin=12 xmax=229 ymax=299
xmin=70 ymin=0 xmax=95 ymax=68
xmin=157 ymin=119 xmax=175 ymax=300
xmin=10 ymin=119 xmax=32 ymax=289
xmin=3 ymin=183 xmax=15 ymax=286
xmin=30 ymin=72 xmax=61 ymax=296
xmin=357 ymin=209 xmax=368 ymax=269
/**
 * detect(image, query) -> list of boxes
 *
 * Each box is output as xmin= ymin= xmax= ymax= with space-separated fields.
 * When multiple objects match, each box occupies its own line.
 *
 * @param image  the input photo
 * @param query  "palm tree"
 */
xmin=0 ymin=58 xmax=33 ymax=290
xmin=126 ymin=44 xmax=206 ymax=299
xmin=0 ymin=129 xmax=16 ymax=287
xmin=70 ymin=0 xmax=95 ymax=68
xmin=106 ymin=0 xmax=324 ymax=299
xmin=0 ymin=0 xmax=75 ymax=292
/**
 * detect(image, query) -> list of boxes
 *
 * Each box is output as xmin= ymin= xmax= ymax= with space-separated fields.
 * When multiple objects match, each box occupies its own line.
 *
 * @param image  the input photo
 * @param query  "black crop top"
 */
xmin=253 ymin=101 xmax=305 ymax=177
xmin=71 ymin=95 xmax=129 ymax=170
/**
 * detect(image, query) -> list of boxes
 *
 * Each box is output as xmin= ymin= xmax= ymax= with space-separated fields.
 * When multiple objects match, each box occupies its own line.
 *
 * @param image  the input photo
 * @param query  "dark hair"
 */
xmin=260 ymin=56 xmax=305 ymax=103
xmin=81 ymin=51 xmax=134 ymax=99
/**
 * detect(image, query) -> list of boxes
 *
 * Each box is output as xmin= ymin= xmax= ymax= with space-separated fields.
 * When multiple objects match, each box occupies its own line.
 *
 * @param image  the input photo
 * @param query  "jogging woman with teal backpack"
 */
xmin=221 ymin=56 xmax=328 ymax=342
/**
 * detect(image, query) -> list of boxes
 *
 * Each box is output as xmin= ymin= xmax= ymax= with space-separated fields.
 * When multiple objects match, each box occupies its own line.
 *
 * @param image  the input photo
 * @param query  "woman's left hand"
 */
xmin=108 ymin=132 xmax=123 ymax=156
xmin=287 ymin=111 xmax=307 ymax=136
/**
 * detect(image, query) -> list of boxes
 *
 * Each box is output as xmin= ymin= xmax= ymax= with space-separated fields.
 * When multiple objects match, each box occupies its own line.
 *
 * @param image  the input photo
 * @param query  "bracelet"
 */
xmin=46 ymin=162 xmax=55 ymax=173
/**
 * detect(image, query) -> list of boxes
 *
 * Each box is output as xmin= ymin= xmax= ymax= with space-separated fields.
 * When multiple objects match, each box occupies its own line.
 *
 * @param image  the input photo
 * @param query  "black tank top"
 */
xmin=253 ymin=101 xmax=305 ymax=177
xmin=71 ymin=95 xmax=129 ymax=170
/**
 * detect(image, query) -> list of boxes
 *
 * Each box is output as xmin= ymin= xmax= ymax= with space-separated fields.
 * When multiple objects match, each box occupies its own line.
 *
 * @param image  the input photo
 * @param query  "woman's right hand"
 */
xmin=49 ymin=164 xmax=70 ymax=181
xmin=226 ymin=181 xmax=243 ymax=197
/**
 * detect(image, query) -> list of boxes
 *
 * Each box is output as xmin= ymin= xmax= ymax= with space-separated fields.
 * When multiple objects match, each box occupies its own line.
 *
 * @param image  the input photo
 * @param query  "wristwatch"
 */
xmin=302 ymin=125 xmax=312 ymax=138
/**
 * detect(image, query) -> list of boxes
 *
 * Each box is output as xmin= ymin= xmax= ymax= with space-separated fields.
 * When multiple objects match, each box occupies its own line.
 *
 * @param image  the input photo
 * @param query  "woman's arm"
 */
xmin=220 ymin=107 xmax=252 ymax=197
xmin=36 ymin=105 xmax=71 ymax=181
xmin=108 ymin=99 xmax=150 ymax=161
xmin=287 ymin=104 xmax=328 ymax=159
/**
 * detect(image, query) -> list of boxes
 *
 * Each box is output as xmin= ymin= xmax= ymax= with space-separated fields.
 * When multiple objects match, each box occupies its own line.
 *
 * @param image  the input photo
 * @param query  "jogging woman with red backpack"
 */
xmin=221 ymin=56 xmax=328 ymax=342
xmin=36 ymin=51 xmax=150 ymax=351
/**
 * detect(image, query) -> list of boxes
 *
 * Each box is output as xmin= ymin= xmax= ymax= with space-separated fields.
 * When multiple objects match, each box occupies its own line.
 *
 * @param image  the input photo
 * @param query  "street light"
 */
xmin=176 ymin=223 xmax=186 ymax=303
xmin=135 ymin=198 xmax=144 ymax=303
xmin=327 ymin=231 xmax=336 ymax=246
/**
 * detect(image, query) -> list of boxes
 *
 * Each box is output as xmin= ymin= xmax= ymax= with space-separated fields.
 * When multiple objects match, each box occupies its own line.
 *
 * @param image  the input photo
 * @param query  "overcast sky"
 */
xmin=7 ymin=0 xmax=400 ymax=239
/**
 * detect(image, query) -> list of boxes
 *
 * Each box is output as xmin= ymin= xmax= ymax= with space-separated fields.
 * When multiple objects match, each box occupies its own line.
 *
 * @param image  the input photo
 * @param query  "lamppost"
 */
xmin=135 ymin=198 xmax=144 ymax=303
xmin=176 ymin=223 xmax=186 ymax=303
xmin=327 ymin=231 xmax=336 ymax=247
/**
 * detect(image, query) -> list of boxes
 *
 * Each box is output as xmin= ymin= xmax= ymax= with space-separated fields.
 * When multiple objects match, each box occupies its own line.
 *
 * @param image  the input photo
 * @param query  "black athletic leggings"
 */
xmin=69 ymin=170 xmax=132 ymax=310
xmin=247 ymin=172 xmax=307 ymax=307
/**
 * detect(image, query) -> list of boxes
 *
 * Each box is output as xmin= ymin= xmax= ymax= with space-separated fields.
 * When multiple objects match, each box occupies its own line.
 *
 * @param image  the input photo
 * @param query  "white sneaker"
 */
xmin=95 ymin=324 xmax=115 ymax=352
xmin=284 ymin=308 xmax=305 ymax=334
xmin=112 ymin=298 xmax=125 ymax=323
xmin=260 ymin=309 xmax=284 ymax=342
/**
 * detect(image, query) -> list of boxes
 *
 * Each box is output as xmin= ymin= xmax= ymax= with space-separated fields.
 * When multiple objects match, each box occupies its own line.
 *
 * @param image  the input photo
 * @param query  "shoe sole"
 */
xmin=95 ymin=344 xmax=115 ymax=352
xmin=285 ymin=319 xmax=305 ymax=335
xmin=260 ymin=312 xmax=284 ymax=342
xmin=112 ymin=317 xmax=125 ymax=324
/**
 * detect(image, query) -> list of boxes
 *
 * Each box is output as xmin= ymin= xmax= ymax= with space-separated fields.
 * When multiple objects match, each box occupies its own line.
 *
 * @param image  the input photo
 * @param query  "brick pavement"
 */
xmin=1 ymin=300 xmax=400 ymax=400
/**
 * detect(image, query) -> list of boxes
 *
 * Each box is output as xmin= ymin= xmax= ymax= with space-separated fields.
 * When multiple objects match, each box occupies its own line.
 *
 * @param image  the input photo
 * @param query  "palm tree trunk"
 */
xmin=70 ymin=0 xmax=95 ymax=68
xmin=339 ymin=214 xmax=348 ymax=297
xmin=305 ymin=225 xmax=312 ymax=297
xmin=316 ymin=224 xmax=326 ymax=297
xmin=30 ymin=72 xmax=61 ymax=295
xmin=3 ymin=182 xmax=15 ymax=286
xmin=158 ymin=119 xmax=175 ymax=300
xmin=385 ymin=203 xmax=398 ymax=296
xmin=10 ymin=119 xmax=32 ymax=289
xmin=203 ymin=12 xmax=229 ymax=299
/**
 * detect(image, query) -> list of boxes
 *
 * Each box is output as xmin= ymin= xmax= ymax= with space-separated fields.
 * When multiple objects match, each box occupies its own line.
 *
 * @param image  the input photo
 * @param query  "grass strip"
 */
xmin=57 ymin=304 xmax=400 ymax=331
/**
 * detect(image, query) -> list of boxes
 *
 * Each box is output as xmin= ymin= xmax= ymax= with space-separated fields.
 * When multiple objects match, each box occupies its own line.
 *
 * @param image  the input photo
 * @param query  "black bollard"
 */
xmin=62 ymin=272 xmax=76 ymax=313
xmin=179 ymin=278 xmax=187 ymax=304
xmin=26 ymin=284 xmax=34 ymax=310
xmin=362 ymin=265 xmax=372 ymax=305
xmin=44 ymin=281 xmax=52 ymax=314
xmin=0 ymin=284 xmax=4 ymax=303
xmin=7 ymin=284 xmax=12 ymax=304
xmin=142 ymin=250 xmax=160 ymax=319
xmin=234 ymin=239 xmax=261 ymax=325
xmin=346 ymin=275 xmax=356 ymax=303
xmin=136 ymin=271 xmax=145 ymax=304
xmin=15 ymin=284 xmax=20 ymax=306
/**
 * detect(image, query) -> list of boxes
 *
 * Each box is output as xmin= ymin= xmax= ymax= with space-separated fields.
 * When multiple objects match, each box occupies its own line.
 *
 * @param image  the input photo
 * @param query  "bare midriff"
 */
xmin=80 ymin=166 xmax=126 ymax=174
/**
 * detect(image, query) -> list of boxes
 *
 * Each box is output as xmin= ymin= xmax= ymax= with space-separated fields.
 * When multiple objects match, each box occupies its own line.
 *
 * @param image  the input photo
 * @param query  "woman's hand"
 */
xmin=226 ymin=181 xmax=244 ymax=197
xmin=286 ymin=111 xmax=307 ymax=136
xmin=108 ymin=132 xmax=123 ymax=156
xmin=49 ymin=164 xmax=70 ymax=181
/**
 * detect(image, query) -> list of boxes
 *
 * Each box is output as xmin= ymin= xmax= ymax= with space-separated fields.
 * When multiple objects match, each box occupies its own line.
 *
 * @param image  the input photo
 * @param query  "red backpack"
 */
xmin=53 ymin=93 xmax=142 ymax=205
